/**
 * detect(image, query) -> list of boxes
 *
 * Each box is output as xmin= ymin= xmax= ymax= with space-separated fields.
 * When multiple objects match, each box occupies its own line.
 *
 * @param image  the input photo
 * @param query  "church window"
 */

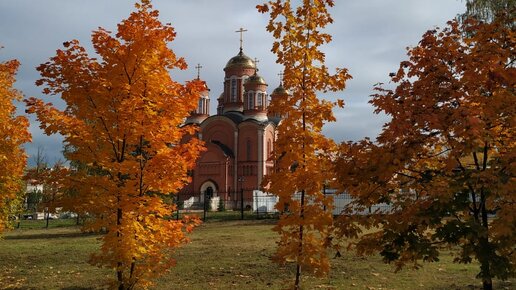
xmin=257 ymin=92 xmax=263 ymax=107
xmin=230 ymin=78 xmax=237 ymax=102
xmin=248 ymin=92 xmax=254 ymax=109
xmin=242 ymin=75 xmax=249 ymax=98
xmin=267 ymin=139 xmax=272 ymax=158
xmin=198 ymin=98 xmax=203 ymax=114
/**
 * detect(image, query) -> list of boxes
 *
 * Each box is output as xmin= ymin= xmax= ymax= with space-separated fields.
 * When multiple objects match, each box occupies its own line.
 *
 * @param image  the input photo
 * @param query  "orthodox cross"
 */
xmin=278 ymin=71 xmax=284 ymax=84
xmin=254 ymin=58 xmax=260 ymax=71
xmin=235 ymin=27 xmax=248 ymax=52
xmin=195 ymin=63 xmax=203 ymax=80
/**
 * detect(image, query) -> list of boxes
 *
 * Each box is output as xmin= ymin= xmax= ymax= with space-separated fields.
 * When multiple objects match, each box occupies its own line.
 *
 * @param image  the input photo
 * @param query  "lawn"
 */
xmin=0 ymin=220 xmax=513 ymax=289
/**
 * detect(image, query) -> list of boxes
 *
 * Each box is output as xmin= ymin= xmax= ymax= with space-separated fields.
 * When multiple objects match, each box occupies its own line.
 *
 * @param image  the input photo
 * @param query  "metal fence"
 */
xmin=173 ymin=195 xmax=280 ymax=221
xmin=174 ymin=191 xmax=393 ymax=222
xmin=16 ymin=191 xmax=393 ymax=225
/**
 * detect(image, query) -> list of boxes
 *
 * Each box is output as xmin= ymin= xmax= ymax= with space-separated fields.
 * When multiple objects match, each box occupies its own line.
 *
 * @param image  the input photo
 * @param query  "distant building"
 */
xmin=180 ymin=42 xmax=288 ymax=205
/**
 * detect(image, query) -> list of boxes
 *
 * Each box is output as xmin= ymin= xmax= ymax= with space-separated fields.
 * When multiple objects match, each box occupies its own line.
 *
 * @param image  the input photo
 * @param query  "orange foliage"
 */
xmin=0 ymin=57 xmax=31 ymax=233
xmin=335 ymin=14 xmax=515 ymax=290
xmin=24 ymin=1 xmax=204 ymax=289
xmin=258 ymin=0 xmax=351 ymax=288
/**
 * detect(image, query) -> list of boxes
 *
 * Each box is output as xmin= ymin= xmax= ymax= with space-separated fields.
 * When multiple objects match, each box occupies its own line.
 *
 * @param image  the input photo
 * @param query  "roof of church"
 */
xmin=223 ymin=111 xmax=244 ymax=124
xmin=245 ymin=72 xmax=267 ymax=85
xmin=211 ymin=140 xmax=235 ymax=158
xmin=200 ymin=111 xmax=280 ymax=127
xmin=224 ymin=50 xmax=256 ymax=70
xmin=272 ymin=84 xmax=289 ymax=95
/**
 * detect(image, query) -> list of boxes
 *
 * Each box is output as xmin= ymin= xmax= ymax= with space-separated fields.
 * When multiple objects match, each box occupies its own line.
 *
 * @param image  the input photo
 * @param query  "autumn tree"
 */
xmin=461 ymin=0 xmax=515 ymax=23
xmin=25 ymin=1 xmax=204 ymax=289
xmin=38 ymin=160 xmax=68 ymax=227
xmin=334 ymin=14 xmax=515 ymax=290
xmin=23 ymin=146 xmax=49 ymax=214
xmin=258 ymin=0 xmax=350 ymax=288
xmin=0 ymin=56 xmax=31 ymax=233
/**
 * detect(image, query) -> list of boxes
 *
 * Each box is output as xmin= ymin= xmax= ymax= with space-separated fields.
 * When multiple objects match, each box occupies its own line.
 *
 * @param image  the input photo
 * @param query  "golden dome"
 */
xmin=272 ymin=84 xmax=289 ymax=95
xmin=225 ymin=51 xmax=256 ymax=69
xmin=246 ymin=73 xmax=267 ymax=85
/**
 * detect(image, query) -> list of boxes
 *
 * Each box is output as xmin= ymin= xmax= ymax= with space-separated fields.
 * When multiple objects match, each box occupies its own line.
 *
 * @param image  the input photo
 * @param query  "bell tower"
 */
xmin=221 ymin=28 xmax=256 ymax=113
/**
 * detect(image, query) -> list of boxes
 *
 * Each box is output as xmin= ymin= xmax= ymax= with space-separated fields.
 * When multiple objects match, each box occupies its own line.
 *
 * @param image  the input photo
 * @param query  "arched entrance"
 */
xmin=200 ymin=180 xmax=218 ymax=202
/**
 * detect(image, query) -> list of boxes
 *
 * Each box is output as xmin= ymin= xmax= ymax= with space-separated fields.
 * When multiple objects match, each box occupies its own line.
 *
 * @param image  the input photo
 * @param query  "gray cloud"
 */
xmin=0 ymin=0 xmax=466 ymax=164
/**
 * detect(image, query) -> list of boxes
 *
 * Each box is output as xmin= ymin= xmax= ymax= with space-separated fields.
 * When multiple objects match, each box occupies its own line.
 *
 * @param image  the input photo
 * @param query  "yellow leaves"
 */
xmin=24 ymin=3 xmax=205 ymax=289
xmin=259 ymin=1 xmax=350 ymax=286
xmin=0 ymin=55 xmax=31 ymax=233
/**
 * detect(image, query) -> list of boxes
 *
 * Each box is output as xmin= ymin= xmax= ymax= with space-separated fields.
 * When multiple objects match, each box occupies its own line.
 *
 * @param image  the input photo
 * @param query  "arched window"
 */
xmin=247 ymin=92 xmax=254 ymax=109
xmin=230 ymin=78 xmax=237 ymax=102
xmin=257 ymin=92 xmax=263 ymax=107
xmin=241 ymin=75 xmax=249 ymax=99
xmin=267 ymin=139 xmax=272 ymax=158
xmin=197 ymin=98 xmax=203 ymax=114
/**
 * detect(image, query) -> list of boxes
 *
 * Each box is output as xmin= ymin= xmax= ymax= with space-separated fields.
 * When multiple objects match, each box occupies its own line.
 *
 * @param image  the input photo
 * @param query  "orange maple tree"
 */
xmin=258 ymin=0 xmax=350 ymax=288
xmin=25 ymin=1 xmax=204 ymax=289
xmin=0 ymin=56 xmax=31 ymax=233
xmin=334 ymin=14 xmax=515 ymax=290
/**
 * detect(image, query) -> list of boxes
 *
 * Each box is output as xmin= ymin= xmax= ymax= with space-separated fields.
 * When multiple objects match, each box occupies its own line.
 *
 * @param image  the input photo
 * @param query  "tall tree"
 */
xmin=461 ymin=0 xmax=515 ymax=23
xmin=334 ymin=15 xmax=515 ymax=290
xmin=0 ymin=56 xmax=31 ymax=233
xmin=25 ymin=1 xmax=204 ymax=289
xmin=257 ymin=1 xmax=350 ymax=288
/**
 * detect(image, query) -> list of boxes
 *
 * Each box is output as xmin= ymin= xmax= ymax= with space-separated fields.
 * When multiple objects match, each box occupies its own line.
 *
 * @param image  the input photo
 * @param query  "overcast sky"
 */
xmin=0 ymin=0 xmax=466 ymax=165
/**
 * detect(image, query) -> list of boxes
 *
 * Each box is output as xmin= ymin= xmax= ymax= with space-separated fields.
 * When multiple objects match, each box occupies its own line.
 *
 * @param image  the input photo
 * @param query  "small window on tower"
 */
xmin=257 ymin=92 xmax=263 ymax=107
xmin=248 ymin=92 xmax=254 ymax=109
xmin=198 ymin=98 xmax=203 ymax=114
xmin=231 ymin=78 xmax=237 ymax=102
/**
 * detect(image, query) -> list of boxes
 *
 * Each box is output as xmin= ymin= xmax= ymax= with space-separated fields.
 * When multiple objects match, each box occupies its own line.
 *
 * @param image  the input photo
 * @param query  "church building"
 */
xmin=180 ymin=32 xmax=288 ymax=205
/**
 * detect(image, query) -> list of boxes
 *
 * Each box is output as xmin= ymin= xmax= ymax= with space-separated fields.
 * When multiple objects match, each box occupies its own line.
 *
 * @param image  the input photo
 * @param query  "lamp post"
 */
xmin=238 ymin=176 xmax=245 ymax=220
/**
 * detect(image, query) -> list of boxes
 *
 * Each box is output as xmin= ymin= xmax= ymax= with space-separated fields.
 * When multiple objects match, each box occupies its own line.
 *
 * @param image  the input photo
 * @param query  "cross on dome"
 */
xmin=235 ymin=27 xmax=248 ymax=52
xmin=278 ymin=71 xmax=284 ymax=85
xmin=195 ymin=63 xmax=203 ymax=80
xmin=254 ymin=57 xmax=260 ymax=71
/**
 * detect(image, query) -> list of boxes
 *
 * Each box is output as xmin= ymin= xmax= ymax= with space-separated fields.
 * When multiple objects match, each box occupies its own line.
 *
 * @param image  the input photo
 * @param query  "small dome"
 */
xmin=272 ymin=84 xmax=289 ymax=95
xmin=225 ymin=51 xmax=256 ymax=69
xmin=246 ymin=73 xmax=267 ymax=85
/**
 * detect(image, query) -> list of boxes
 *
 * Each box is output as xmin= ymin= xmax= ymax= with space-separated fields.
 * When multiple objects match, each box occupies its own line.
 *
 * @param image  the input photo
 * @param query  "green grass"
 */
xmin=11 ymin=218 xmax=79 ymax=230
xmin=176 ymin=209 xmax=279 ymax=222
xmin=0 ymin=220 xmax=513 ymax=289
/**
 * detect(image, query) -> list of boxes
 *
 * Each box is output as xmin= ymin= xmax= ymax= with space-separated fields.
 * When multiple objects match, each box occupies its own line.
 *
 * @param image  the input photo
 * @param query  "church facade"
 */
xmin=180 ymin=46 xmax=288 ymax=205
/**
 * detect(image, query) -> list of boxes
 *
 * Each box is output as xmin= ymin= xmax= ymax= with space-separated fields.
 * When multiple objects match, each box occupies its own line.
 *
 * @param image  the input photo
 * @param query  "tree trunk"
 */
xmin=45 ymin=208 xmax=50 ymax=228
xmin=479 ymin=188 xmax=492 ymax=290
xmin=117 ymin=206 xmax=124 ymax=289
xmin=294 ymin=263 xmax=301 ymax=289
xmin=482 ymin=277 xmax=493 ymax=290
xmin=117 ymin=265 xmax=124 ymax=290
xmin=295 ymin=189 xmax=306 ymax=290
